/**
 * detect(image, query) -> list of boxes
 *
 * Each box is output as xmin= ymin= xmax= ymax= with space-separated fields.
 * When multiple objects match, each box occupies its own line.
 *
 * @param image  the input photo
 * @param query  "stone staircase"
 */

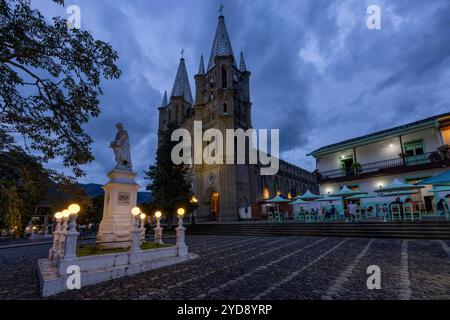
xmin=186 ymin=221 xmax=450 ymax=240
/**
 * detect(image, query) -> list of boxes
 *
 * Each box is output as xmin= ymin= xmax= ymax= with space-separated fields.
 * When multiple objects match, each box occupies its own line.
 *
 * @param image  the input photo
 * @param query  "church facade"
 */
xmin=157 ymin=14 xmax=317 ymax=222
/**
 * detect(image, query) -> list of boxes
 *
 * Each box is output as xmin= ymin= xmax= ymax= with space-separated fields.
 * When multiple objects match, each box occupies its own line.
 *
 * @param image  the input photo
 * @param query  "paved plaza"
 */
xmin=0 ymin=235 xmax=449 ymax=300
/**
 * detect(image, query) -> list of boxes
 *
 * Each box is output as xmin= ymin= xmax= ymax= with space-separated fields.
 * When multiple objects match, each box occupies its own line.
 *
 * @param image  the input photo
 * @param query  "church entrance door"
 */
xmin=211 ymin=192 xmax=220 ymax=221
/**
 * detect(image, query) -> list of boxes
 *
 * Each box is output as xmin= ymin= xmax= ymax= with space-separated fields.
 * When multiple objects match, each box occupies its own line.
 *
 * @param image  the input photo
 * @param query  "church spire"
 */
xmin=170 ymin=56 xmax=193 ymax=104
xmin=239 ymin=51 xmax=247 ymax=72
xmin=207 ymin=15 xmax=237 ymax=71
xmin=198 ymin=54 xmax=205 ymax=75
xmin=161 ymin=90 xmax=168 ymax=108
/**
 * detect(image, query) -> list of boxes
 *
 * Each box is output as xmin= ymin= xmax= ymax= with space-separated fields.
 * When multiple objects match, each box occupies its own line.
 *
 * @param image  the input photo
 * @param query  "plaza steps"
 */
xmin=186 ymin=221 xmax=450 ymax=240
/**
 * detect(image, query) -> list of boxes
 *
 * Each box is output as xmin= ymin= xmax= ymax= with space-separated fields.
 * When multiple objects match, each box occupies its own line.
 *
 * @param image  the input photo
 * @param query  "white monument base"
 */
xmin=97 ymin=168 xmax=139 ymax=249
xmin=38 ymin=247 xmax=198 ymax=297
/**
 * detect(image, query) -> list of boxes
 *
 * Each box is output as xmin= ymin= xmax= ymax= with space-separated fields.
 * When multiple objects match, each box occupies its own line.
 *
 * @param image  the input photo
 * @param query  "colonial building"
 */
xmin=309 ymin=113 xmax=450 ymax=213
xmin=157 ymin=14 xmax=317 ymax=222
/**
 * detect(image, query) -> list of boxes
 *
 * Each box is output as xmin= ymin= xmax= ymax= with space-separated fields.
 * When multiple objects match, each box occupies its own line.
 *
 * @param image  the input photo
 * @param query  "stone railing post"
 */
xmin=140 ymin=215 xmax=146 ymax=242
xmin=57 ymin=217 xmax=69 ymax=261
xmin=57 ymin=214 xmax=79 ymax=276
xmin=176 ymin=215 xmax=188 ymax=257
xmin=154 ymin=216 xmax=163 ymax=245
xmin=49 ymin=218 xmax=62 ymax=261
xmin=130 ymin=215 xmax=142 ymax=253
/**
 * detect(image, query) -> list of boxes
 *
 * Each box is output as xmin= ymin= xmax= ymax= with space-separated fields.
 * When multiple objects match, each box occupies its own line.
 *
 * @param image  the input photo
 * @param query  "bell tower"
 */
xmin=193 ymin=13 xmax=257 ymax=222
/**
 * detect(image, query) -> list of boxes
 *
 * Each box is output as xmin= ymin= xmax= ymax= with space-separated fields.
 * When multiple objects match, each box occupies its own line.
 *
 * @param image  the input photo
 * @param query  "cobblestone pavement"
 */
xmin=0 ymin=235 xmax=449 ymax=300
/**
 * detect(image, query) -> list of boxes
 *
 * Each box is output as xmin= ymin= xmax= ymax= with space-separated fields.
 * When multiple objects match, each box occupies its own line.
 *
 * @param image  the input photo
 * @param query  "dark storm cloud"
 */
xmin=34 ymin=0 xmax=450 ymax=186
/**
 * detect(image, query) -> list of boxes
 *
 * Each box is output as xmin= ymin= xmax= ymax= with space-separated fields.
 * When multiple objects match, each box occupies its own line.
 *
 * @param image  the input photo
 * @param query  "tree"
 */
xmin=145 ymin=122 xmax=193 ymax=228
xmin=0 ymin=0 xmax=121 ymax=177
xmin=0 ymin=133 xmax=92 ymax=232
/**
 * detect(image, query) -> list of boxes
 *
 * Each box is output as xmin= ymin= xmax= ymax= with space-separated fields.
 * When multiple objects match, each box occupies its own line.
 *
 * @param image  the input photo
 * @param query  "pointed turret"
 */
xmin=161 ymin=90 xmax=168 ymax=108
xmin=207 ymin=15 xmax=237 ymax=71
xmin=170 ymin=57 xmax=193 ymax=104
xmin=239 ymin=51 xmax=247 ymax=72
xmin=198 ymin=55 xmax=205 ymax=75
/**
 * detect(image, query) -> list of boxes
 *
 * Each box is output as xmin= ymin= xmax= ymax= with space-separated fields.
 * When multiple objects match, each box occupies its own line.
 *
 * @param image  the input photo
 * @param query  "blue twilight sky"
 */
xmin=31 ymin=0 xmax=450 ymax=188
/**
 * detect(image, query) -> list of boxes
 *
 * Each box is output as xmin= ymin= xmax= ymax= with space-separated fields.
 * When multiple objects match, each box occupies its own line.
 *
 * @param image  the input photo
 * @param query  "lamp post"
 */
xmin=176 ymin=208 xmax=187 ymax=257
xmin=190 ymin=197 xmax=198 ymax=224
xmin=64 ymin=203 xmax=80 ymax=261
xmin=154 ymin=211 xmax=163 ymax=244
xmin=130 ymin=207 xmax=141 ymax=253
xmin=49 ymin=211 xmax=63 ymax=261
xmin=58 ymin=209 xmax=70 ymax=258
xmin=140 ymin=213 xmax=146 ymax=242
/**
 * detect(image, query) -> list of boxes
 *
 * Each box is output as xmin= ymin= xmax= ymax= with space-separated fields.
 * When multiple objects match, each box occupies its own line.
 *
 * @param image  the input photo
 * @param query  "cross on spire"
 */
xmin=218 ymin=3 xmax=225 ymax=16
xmin=181 ymin=49 xmax=185 ymax=59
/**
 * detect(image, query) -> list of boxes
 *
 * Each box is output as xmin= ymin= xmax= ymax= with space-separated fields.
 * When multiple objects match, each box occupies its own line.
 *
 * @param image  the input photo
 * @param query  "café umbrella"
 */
xmin=267 ymin=195 xmax=291 ymax=213
xmin=295 ymin=190 xmax=323 ymax=201
xmin=331 ymin=186 xmax=367 ymax=198
xmin=345 ymin=194 xmax=376 ymax=200
xmin=419 ymin=170 xmax=450 ymax=186
xmin=374 ymin=179 xmax=424 ymax=196
xmin=428 ymin=186 xmax=450 ymax=193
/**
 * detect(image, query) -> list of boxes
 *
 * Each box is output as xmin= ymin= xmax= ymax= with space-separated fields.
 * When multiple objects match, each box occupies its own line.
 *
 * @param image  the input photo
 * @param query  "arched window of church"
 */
xmin=223 ymin=103 xmax=227 ymax=114
xmin=221 ymin=66 xmax=227 ymax=89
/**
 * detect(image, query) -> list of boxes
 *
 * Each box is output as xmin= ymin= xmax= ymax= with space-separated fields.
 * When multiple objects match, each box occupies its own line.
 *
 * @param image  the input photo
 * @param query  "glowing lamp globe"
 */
xmin=54 ymin=212 xmax=63 ymax=220
xmin=140 ymin=213 xmax=146 ymax=220
xmin=177 ymin=208 xmax=185 ymax=216
xmin=155 ymin=211 xmax=162 ymax=219
xmin=131 ymin=207 xmax=141 ymax=216
xmin=62 ymin=209 xmax=70 ymax=218
xmin=68 ymin=204 xmax=81 ymax=214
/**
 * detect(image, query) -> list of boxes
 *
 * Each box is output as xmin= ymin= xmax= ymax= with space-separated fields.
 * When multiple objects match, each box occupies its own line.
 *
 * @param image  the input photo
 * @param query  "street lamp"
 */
xmin=62 ymin=209 xmax=70 ymax=219
xmin=131 ymin=207 xmax=141 ymax=216
xmin=131 ymin=207 xmax=141 ymax=229
xmin=154 ymin=211 xmax=163 ymax=244
xmin=177 ymin=208 xmax=185 ymax=227
xmin=54 ymin=212 xmax=63 ymax=220
xmin=68 ymin=204 xmax=81 ymax=215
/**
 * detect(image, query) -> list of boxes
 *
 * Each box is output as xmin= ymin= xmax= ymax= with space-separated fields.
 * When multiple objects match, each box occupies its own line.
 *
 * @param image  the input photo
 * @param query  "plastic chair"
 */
xmin=268 ymin=212 xmax=275 ymax=223
xmin=390 ymin=204 xmax=402 ymax=222
xmin=403 ymin=203 xmax=413 ymax=222
xmin=274 ymin=211 xmax=283 ymax=224
xmin=379 ymin=205 xmax=389 ymax=222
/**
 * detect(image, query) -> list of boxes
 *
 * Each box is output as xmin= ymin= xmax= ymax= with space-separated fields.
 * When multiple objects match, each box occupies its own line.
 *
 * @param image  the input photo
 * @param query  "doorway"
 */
xmin=211 ymin=192 xmax=220 ymax=221
xmin=424 ymin=196 xmax=434 ymax=214
xmin=340 ymin=157 xmax=354 ymax=176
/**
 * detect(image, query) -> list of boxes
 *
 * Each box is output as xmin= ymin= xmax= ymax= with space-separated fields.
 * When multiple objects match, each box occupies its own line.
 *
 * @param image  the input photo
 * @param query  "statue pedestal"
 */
xmin=97 ymin=169 xmax=140 ymax=249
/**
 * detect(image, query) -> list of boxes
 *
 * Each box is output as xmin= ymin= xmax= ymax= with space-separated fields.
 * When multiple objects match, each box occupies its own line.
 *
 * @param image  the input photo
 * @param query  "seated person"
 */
xmin=389 ymin=197 xmax=403 ymax=216
xmin=437 ymin=199 xmax=447 ymax=216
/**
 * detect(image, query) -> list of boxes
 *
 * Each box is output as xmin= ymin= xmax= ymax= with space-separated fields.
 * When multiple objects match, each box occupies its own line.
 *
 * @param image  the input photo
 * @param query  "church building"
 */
xmin=157 ymin=14 xmax=317 ymax=222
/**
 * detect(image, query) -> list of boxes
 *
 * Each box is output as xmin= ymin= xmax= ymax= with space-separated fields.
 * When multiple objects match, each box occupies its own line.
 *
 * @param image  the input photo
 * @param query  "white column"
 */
xmin=154 ymin=217 xmax=163 ymax=244
xmin=63 ymin=214 xmax=79 ymax=260
xmin=57 ymin=217 xmax=69 ymax=261
xmin=130 ymin=215 xmax=141 ymax=253
xmin=57 ymin=214 xmax=79 ymax=276
xmin=140 ymin=216 xmax=146 ymax=242
xmin=49 ymin=218 xmax=61 ymax=261
xmin=176 ymin=215 xmax=188 ymax=257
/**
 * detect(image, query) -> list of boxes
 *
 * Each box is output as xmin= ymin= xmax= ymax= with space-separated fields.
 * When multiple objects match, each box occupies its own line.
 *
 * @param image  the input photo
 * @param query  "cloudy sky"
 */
xmin=33 ymin=0 xmax=450 ymax=189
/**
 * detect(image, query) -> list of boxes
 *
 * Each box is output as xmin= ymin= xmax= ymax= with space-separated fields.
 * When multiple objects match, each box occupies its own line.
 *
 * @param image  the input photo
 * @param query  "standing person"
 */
xmin=348 ymin=201 xmax=357 ymax=222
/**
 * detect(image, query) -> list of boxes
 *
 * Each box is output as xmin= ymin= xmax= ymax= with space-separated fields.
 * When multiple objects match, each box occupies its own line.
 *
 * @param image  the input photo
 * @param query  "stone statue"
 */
xmin=110 ymin=123 xmax=132 ymax=170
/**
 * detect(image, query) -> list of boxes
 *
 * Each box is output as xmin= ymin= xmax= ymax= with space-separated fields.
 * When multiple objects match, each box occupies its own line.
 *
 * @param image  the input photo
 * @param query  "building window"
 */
xmin=222 ymin=66 xmax=227 ymax=89
xmin=223 ymin=103 xmax=227 ymax=114
xmin=404 ymin=140 xmax=425 ymax=156
xmin=441 ymin=126 xmax=450 ymax=145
